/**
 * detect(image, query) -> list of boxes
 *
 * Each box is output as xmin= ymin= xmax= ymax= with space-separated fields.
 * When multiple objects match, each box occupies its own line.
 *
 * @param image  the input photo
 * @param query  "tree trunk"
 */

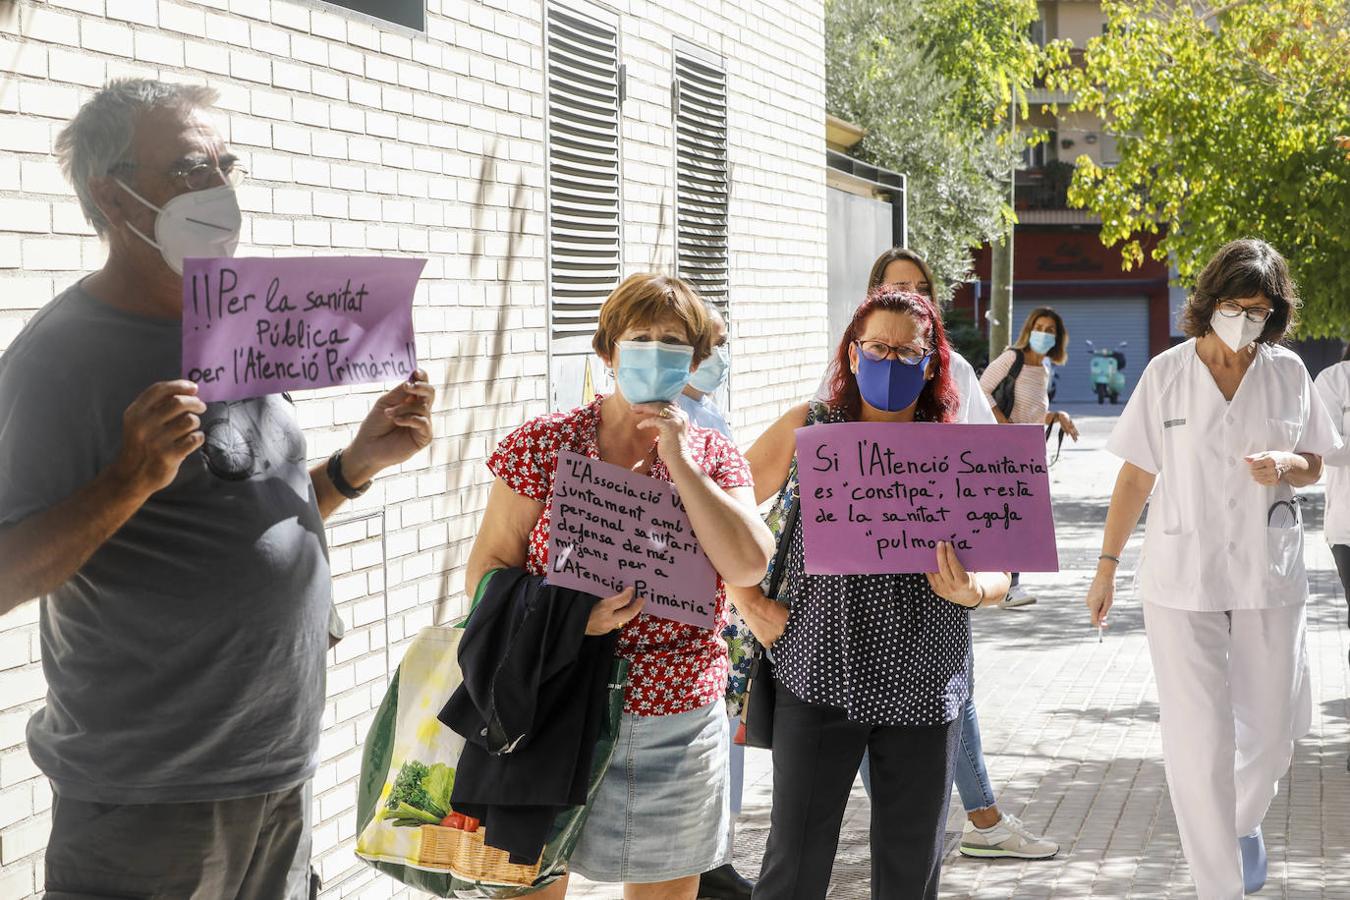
xmin=988 ymin=230 xmax=1013 ymax=359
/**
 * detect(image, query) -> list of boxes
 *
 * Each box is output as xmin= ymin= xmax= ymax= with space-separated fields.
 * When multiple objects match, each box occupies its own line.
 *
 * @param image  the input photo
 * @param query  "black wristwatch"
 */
xmin=327 ymin=448 xmax=372 ymax=499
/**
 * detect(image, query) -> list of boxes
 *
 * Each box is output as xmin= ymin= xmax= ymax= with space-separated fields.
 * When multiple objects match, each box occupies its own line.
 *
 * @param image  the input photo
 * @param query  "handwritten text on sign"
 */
xmin=794 ymin=422 xmax=1059 ymax=575
xmin=547 ymin=450 xmax=717 ymax=630
xmin=182 ymin=256 xmax=426 ymax=402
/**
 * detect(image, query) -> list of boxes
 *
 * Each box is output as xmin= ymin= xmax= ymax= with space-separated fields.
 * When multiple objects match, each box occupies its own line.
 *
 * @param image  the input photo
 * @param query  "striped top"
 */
xmin=980 ymin=349 xmax=1049 ymax=426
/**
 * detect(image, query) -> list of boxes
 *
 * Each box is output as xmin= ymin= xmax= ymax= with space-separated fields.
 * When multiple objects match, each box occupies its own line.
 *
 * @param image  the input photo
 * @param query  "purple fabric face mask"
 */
xmin=855 ymin=350 xmax=930 ymax=412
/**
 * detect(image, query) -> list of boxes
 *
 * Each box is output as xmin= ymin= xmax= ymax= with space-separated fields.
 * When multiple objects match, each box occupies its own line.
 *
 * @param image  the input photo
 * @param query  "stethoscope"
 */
xmin=1266 ymin=498 xmax=1302 ymax=528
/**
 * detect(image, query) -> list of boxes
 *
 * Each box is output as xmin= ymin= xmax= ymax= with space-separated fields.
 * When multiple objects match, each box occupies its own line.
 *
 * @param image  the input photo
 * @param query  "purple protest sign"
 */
xmin=794 ymin=422 xmax=1059 ymax=575
xmin=547 ymin=450 xmax=718 ymax=630
xmin=182 ymin=256 xmax=426 ymax=402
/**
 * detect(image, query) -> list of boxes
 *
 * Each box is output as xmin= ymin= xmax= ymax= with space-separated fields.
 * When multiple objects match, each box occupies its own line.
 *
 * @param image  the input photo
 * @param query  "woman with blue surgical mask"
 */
xmin=842 ymin=251 xmax=1057 ymax=861
xmin=467 ymin=273 xmax=773 ymax=900
xmin=678 ymin=304 xmax=733 ymax=440
xmin=728 ymin=286 xmax=1012 ymax=899
xmin=980 ymin=306 xmax=1076 ymax=436
xmin=1087 ymin=240 xmax=1341 ymax=899
xmin=979 ymin=305 xmax=1077 ymax=608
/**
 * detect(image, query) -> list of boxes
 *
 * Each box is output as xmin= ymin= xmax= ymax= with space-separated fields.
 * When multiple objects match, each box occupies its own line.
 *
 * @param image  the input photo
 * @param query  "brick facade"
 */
xmin=0 ymin=0 xmax=826 ymax=895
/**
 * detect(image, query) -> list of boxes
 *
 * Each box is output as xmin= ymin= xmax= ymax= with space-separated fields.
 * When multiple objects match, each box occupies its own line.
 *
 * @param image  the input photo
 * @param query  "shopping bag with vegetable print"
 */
xmin=354 ymin=575 xmax=628 ymax=897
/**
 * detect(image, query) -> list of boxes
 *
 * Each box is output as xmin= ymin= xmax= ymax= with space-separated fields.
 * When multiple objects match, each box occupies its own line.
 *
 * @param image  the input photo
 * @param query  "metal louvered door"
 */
xmin=673 ymin=42 xmax=730 ymax=410
xmin=547 ymin=0 xmax=624 ymax=411
xmin=673 ymin=43 xmax=729 ymax=319
xmin=1011 ymin=296 xmax=1150 ymax=405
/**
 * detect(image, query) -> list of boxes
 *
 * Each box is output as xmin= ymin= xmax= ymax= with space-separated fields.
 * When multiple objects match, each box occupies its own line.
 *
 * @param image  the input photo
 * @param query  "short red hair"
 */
xmin=826 ymin=286 xmax=959 ymax=423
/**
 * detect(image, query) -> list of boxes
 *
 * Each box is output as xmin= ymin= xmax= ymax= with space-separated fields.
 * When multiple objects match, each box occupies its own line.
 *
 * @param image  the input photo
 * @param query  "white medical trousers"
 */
xmin=1143 ymin=602 xmax=1311 ymax=900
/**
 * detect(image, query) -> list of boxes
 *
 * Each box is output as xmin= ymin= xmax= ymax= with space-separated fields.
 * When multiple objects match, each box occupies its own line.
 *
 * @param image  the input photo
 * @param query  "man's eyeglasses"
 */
xmin=109 ymin=159 xmax=248 ymax=192
xmin=855 ymin=340 xmax=930 ymax=366
xmin=1215 ymin=299 xmax=1273 ymax=324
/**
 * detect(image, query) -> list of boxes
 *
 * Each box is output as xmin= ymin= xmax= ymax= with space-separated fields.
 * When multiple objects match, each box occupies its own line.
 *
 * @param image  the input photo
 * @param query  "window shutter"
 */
xmin=673 ymin=45 xmax=729 ymax=321
xmin=546 ymin=2 xmax=623 ymax=355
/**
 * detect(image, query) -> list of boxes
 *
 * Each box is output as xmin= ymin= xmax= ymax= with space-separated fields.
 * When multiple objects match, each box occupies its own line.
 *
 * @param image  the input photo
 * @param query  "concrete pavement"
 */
xmin=570 ymin=406 xmax=1350 ymax=899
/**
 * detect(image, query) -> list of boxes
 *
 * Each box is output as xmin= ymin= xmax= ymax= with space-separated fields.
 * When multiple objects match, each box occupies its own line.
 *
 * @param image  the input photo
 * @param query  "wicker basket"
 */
xmin=418 ymin=823 xmax=544 ymax=886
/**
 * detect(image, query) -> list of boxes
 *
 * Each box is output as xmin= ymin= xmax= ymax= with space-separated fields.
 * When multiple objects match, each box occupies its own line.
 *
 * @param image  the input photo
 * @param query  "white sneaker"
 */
xmin=999 ymin=585 xmax=1038 ymax=608
xmin=959 ymin=815 xmax=1059 ymax=860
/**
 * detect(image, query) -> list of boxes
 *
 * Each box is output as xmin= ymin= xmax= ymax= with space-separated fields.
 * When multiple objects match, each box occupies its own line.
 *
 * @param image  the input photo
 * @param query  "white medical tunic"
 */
xmin=1107 ymin=340 xmax=1341 ymax=612
xmin=1313 ymin=360 xmax=1350 ymax=546
xmin=677 ymin=392 xmax=733 ymax=440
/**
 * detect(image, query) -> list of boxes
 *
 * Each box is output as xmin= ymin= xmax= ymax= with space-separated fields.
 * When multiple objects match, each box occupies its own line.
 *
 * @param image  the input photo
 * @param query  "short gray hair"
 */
xmin=55 ymin=79 xmax=219 ymax=236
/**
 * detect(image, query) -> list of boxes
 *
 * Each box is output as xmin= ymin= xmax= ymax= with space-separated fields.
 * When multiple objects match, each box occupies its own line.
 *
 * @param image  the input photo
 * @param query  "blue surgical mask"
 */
xmin=615 ymin=340 xmax=694 ymax=403
xmin=1028 ymin=331 xmax=1056 ymax=355
xmin=855 ymin=351 xmax=931 ymax=412
xmin=687 ymin=344 xmax=730 ymax=394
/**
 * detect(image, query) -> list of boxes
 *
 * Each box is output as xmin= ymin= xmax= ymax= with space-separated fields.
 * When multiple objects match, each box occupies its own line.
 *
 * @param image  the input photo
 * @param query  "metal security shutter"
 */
xmin=546 ymin=1 xmax=623 ymax=356
xmin=1011 ymin=297 xmax=1150 ymax=404
xmin=673 ymin=43 xmax=729 ymax=321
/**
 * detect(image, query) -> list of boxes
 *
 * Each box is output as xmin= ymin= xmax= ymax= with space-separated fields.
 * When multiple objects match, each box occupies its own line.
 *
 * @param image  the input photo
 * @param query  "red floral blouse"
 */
xmin=487 ymin=396 xmax=754 ymax=717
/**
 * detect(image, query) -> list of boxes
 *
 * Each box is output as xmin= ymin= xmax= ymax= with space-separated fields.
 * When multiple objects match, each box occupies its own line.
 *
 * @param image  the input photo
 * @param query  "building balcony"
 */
xmin=1014 ymin=162 xmax=1102 ymax=224
xmin=1015 ymin=161 xmax=1075 ymax=210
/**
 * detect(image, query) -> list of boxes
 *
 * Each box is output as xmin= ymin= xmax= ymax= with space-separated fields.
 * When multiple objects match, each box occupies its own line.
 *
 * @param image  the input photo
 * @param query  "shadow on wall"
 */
xmin=433 ymin=139 xmax=528 ymax=625
xmin=650 ymin=190 xmax=670 ymax=271
xmin=429 ymin=148 xmax=675 ymax=623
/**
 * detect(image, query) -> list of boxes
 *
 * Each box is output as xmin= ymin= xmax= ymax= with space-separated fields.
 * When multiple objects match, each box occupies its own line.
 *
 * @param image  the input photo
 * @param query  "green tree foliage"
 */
xmin=826 ymin=0 xmax=1043 ymax=299
xmin=1046 ymin=0 xmax=1350 ymax=336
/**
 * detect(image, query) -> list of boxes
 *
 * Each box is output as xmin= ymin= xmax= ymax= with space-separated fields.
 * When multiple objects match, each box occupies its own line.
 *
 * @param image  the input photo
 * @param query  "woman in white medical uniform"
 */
xmin=1085 ymin=239 xmax=1340 ymax=899
xmin=1313 ymin=345 xmax=1350 ymax=622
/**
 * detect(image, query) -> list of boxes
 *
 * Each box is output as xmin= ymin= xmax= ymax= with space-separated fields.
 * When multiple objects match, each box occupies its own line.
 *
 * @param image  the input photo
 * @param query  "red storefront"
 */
xmin=951 ymin=229 xmax=1172 ymax=405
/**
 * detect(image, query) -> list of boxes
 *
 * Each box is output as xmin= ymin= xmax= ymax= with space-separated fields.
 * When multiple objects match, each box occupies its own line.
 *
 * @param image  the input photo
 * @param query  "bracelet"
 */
xmin=327 ymin=448 xmax=372 ymax=500
xmin=1099 ymin=554 xmax=1121 ymax=565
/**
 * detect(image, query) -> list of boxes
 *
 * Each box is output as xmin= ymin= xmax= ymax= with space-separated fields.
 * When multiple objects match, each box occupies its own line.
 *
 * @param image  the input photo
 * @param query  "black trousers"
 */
xmin=1334 ymin=544 xmax=1350 ymax=625
xmin=753 ymin=681 xmax=961 ymax=900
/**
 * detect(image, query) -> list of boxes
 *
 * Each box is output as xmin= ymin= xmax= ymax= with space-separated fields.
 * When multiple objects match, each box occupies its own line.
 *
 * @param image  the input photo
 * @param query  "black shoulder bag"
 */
xmin=740 ymin=488 xmax=801 ymax=750
xmin=990 ymin=348 xmax=1026 ymax=419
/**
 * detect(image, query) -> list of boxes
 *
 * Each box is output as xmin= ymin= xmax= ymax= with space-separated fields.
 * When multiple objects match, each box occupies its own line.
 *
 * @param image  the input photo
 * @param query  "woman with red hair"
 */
xmin=729 ymin=286 xmax=1011 ymax=899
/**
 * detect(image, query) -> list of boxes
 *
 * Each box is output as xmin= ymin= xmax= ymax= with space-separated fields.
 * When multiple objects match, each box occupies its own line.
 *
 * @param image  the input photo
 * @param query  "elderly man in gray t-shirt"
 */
xmin=0 ymin=80 xmax=436 ymax=898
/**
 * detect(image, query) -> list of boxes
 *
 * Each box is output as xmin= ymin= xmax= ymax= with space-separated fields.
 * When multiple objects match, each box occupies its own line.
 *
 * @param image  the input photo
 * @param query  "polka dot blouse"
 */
xmin=487 ymin=396 xmax=754 ymax=718
xmin=772 ymin=407 xmax=973 ymax=727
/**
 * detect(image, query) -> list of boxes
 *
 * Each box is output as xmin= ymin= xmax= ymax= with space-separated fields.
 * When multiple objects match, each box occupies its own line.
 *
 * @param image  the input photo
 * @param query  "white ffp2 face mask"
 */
xmin=1210 ymin=309 xmax=1265 ymax=352
xmin=117 ymin=179 xmax=242 ymax=275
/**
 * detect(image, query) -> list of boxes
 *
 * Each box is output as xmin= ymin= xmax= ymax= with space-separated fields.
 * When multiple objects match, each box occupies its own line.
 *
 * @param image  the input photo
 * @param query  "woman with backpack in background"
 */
xmin=980 ymin=306 xmax=1079 ymax=607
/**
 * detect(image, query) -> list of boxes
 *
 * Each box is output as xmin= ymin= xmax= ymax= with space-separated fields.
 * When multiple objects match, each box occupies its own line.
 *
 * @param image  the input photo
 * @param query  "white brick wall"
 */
xmin=0 ymin=0 xmax=825 ymax=896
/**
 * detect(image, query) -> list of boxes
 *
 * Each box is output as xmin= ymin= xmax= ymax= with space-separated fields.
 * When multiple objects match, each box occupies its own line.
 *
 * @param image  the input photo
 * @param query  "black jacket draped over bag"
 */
xmin=439 ymin=567 xmax=618 ymax=865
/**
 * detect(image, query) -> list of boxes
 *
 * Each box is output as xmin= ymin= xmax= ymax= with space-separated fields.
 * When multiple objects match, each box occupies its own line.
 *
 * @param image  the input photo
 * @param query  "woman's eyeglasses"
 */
xmin=855 ymin=340 xmax=930 ymax=366
xmin=1215 ymin=300 xmax=1273 ymax=324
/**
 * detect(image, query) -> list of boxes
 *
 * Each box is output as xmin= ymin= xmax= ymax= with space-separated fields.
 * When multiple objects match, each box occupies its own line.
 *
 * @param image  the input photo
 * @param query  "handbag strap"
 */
xmin=764 ymin=401 xmax=827 ymax=600
xmin=766 ymin=491 xmax=800 ymax=600
xmin=1045 ymin=421 xmax=1067 ymax=466
xmin=993 ymin=348 xmax=1025 ymax=418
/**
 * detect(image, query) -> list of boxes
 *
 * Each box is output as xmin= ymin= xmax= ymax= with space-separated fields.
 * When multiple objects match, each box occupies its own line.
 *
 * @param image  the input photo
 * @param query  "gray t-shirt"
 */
xmin=0 ymin=282 xmax=331 ymax=804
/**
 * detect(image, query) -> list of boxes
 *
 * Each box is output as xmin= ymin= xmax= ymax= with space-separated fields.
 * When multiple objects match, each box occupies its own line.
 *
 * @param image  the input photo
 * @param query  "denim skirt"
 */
xmin=569 ymin=699 xmax=731 ymax=883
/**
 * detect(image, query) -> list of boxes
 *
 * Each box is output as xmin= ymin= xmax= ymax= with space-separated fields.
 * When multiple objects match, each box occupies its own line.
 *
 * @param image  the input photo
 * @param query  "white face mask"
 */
xmin=117 ymin=179 xmax=242 ymax=275
xmin=1209 ymin=309 xmax=1265 ymax=352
